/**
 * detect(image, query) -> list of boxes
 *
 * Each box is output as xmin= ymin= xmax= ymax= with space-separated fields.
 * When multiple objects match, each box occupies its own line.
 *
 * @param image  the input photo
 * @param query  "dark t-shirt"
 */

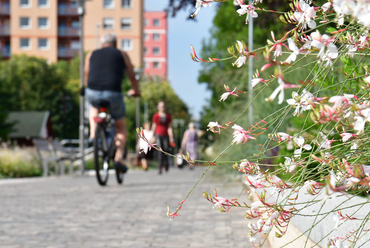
xmin=87 ymin=47 xmax=125 ymax=92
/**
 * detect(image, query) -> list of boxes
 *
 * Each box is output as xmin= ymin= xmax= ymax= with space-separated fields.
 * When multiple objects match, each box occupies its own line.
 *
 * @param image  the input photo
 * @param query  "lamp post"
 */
xmin=72 ymin=0 xmax=90 ymax=175
xmin=134 ymin=68 xmax=143 ymax=143
xmin=248 ymin=0 xmax=254 ymax=124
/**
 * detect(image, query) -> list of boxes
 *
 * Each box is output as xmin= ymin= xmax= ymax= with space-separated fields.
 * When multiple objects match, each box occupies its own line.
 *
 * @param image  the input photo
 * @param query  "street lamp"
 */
xmin=248 ymin=0 xmax=254 ymax=124
xmin=133 ymin=68 xmax=143 ymax=143
xmin=71 ymin=0 xmax=91 ymax=175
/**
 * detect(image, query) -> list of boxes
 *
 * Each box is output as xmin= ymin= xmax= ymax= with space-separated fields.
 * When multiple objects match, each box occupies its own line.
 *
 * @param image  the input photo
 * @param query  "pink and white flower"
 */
xmin=269 ymin=32 xmax=290 ymax=60
xmin=278 ymin=132 xmax=292 ymax=141
xmin=294 ymin=136 xmax=312 ymax=158
xmin=329 ymin=95 xmax=350 ymax=109
xmin=311 ymin=31 xmax=338 ymax=59
xmin=340 ymin=132 xmax=357 ymax=142
xmin=319 ymin=132 xmax=334 ymax=150
xmin=251 ymin=70 xmax=269 ymax=87
xmin=207 ymin=121 xmax=224 ymax=134
xmin=266 ymin=76 xmax=285 ymax=104
xmin=232 ymin=124 xmax=256 ymax=144
xmin=191 ymin=0 xmax=212 ymax=17
xmin=139 ymin=139 xmax=155 ymax=154
xmin=235 ymin=1 xmax=258 ymax=24
xmin=266 ymin=73 xmax=301 ymax=104
xmin=286 ymin=89 xmax=315 ymax=116
xmin=284 ymin=157 xmax=299 ymax=173
xmin=293 ymin=0 xmax=317 ymax=30
xmin=284 ymin=38 xmax=300 ymax=63
xmin=328 ymin=236 xmax=345 ymax=248
xmin=232 ymin=40 xmax=247 ymax=67
xmin=219 ymin=84 xmax=239 ymax=101
xmin=322 ymin=2 xmax=332 ymax=12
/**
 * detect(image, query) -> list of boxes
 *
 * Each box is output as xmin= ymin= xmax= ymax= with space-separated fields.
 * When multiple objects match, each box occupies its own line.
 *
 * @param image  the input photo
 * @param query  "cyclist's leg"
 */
xmin=89 ymin=106 xmax=98 ymax=140
xmin=114 ymin=118 xmax=127 ymax=163
xmin=104 ymin=90 xmax=127 ymax=170
xmin=85 ymin=88 xmax=101 ymax=140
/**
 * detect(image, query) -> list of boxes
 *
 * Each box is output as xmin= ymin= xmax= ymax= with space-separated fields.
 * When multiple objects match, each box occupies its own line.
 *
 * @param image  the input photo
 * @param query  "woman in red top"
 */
xmin=151 ymin=100 xmax=174 ymax=174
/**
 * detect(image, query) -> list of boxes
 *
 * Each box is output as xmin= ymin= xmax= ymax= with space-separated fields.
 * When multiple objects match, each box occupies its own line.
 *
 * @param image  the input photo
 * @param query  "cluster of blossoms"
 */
xmin=147 ymin=0 xmax=370 ymax=247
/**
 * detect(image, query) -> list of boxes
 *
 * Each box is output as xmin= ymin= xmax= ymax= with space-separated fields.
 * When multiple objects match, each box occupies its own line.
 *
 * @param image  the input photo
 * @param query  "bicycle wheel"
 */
xmin=113 ymin=147 xmax=124 ymax=184
xmin=94 ymin=124 xmax=109 ymax=186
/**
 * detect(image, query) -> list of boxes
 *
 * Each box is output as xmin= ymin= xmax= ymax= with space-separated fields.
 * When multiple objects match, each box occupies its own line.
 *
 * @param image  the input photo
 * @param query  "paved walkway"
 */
xmin=0 ymin=167 xmax=265 ymax=248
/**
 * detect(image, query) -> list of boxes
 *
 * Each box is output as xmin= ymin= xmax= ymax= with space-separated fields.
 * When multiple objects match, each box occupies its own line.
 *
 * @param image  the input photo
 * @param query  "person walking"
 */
xmin=83 ymin=33 xmax=140 ymax=173
xmin=136 ymin=122 xmax=153 ymax=171
xmin=151 ymin=101 xmax=174 ymax=174
xmin=180 ymin=122 xmax=198 ymax=170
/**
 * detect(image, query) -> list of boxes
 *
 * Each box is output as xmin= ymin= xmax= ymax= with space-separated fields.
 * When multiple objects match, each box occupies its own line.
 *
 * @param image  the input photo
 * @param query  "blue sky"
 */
xmin=144 ymin=1 xmax=216 ymax=120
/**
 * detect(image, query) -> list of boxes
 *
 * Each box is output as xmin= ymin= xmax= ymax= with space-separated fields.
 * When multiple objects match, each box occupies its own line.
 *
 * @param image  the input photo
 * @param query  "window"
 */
xmin=20 ymin=17 xmax=31 ymax=29
xmin=71 ymin=21 xmax=80 ymax=29
xmin=143 ymin=47 xmax=147 ymax=55
xmin=153 ymin=61 xmax=160 ymax=69
xmin=38 ymin=38 xmax=48 ymax=50
xmin=144 ymin=33 xmax=149 ymax=41
xmin=38 ymin=18 xmax=48 ymax=29
xmin=144 ymin=61 xmax=148 ymax=69
xmin=20 ymin=38 xmax=31 ymax=50
xmin=121 ymin=18 xmax=132 ymax=30
xmin=144 ymin=18 xmax=148 ymax=26
xmin=153 ymin=47 xmax=160 ymax=55
xmin=20 ymin=0 xmax=31 ymax=7
xmin=153 ymin=33 xmax=160 ymax=41
xmin=121 ymin=39 xmax=132 ymax=51
xmin=71 ymin=41 xmax=80 ymax=50
xmin=103 ymin=18 xmax=114 ymax=30
xmin=153 ymin=18 xmax=160 ymax=27
xmin=38 ymin=0 xmax=48 ymax=7
xmin=103 ymin=0 xmax=114 ymax=9
xmin=121 ymin=0 xmax=131 ymax=8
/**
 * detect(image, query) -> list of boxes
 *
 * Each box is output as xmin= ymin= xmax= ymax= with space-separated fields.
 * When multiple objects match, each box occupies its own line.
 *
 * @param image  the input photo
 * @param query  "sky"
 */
xmin=144 ymin=1 xmax=216 ymax=120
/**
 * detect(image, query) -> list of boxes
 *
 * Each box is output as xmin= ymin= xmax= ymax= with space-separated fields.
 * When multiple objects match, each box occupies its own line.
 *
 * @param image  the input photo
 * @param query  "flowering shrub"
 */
xmin=0 ymin=148 xmax=41 ymax=178
xmin=139 ymin=0 xmax=370 ymax=247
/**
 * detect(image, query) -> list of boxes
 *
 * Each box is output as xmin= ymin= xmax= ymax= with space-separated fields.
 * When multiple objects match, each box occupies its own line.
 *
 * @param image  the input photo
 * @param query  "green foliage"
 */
xmin=124 ymin=79 xmax=190 ymax=150
xmin=0 ymin=55 xmax=79 ymax=139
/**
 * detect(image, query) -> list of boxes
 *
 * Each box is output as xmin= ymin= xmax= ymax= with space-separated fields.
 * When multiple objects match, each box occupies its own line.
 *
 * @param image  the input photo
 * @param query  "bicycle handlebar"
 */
xmin=125 ymin=92 xmax=141 ymax=98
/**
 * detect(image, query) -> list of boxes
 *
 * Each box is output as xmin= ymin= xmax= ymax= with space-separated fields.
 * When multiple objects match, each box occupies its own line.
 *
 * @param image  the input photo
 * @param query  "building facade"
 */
xmin=0 ymin=0 xmax=143 ymax=68
xmin=143 ymin=11 xmax=167 ymax=79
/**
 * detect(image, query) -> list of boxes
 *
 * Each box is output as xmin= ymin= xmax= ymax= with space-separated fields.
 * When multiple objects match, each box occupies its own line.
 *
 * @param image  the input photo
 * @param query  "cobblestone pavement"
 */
xmin=0 ymin=167 xmax=266 ymax=248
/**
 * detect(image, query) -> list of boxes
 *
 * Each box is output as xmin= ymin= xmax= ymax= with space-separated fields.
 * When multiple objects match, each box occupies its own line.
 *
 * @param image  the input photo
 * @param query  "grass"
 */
xmin=0 ymin=148 xmax=42 ymax=178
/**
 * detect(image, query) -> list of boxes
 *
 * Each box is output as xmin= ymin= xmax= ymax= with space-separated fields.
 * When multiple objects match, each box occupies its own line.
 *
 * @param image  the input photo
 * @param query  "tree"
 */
xmin=124 ymin=78 xmax=191 ymax=150
xmin=0 ymin=55 xmax=79 ymax=139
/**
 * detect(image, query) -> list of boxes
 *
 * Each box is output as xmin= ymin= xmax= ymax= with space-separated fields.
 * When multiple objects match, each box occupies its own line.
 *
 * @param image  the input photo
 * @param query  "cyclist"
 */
xmin=83 ymin=32 xmax=140 ymax=173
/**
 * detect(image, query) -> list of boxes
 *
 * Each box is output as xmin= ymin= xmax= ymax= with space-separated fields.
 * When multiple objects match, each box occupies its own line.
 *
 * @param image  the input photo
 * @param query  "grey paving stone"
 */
xmin=0 ymin=167 xmax=266 ymax=247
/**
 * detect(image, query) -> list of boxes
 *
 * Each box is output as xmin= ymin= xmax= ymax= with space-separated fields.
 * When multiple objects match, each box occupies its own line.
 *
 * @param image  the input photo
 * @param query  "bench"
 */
xmin=33 ymin=139 xmax=80 ymax=177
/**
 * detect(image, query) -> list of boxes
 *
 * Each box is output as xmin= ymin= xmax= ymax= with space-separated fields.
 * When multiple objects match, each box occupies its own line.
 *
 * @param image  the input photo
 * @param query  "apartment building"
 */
xmin=0 ymin=0 xmax=143 ymax=68
xmin=143 ymin=11 xmax=167 ymax=79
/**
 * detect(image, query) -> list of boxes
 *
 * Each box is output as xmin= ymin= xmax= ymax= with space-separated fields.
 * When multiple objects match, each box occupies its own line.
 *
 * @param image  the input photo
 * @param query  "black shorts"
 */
xmin=138 ymin=149 xmax=153 ymax=160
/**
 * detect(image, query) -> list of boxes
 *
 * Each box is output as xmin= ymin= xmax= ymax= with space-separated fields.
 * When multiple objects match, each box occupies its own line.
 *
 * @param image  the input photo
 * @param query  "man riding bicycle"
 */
xmin=83 ymin=33 xmax=140 ymax=173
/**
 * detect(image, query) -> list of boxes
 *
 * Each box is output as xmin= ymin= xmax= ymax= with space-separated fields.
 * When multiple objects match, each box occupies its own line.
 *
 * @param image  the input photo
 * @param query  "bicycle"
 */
xmin=93 ymin=100 xmax=124 ymax=186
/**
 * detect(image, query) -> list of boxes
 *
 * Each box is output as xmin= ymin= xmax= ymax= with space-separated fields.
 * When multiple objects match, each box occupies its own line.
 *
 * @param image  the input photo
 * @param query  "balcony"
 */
xmin=0 ymin=4 xmax=10 ymax=15
xmin=0 ymin=26 xmax=10 ymax=36
xmin=58 ymin=5 xmax=78 ymax=16
xmin=58 ymin=47 xmax=79 ymax=59
xmin=0 ymin=47 xmax=10 ymax=58
xmin=58 ymin=27 xmax=80 ymax=37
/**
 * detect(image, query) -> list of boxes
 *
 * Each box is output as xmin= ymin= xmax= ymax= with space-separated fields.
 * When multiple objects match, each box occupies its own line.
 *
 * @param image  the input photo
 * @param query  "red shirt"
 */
xmin=152 ymin=113 xmax=172 ymax=136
